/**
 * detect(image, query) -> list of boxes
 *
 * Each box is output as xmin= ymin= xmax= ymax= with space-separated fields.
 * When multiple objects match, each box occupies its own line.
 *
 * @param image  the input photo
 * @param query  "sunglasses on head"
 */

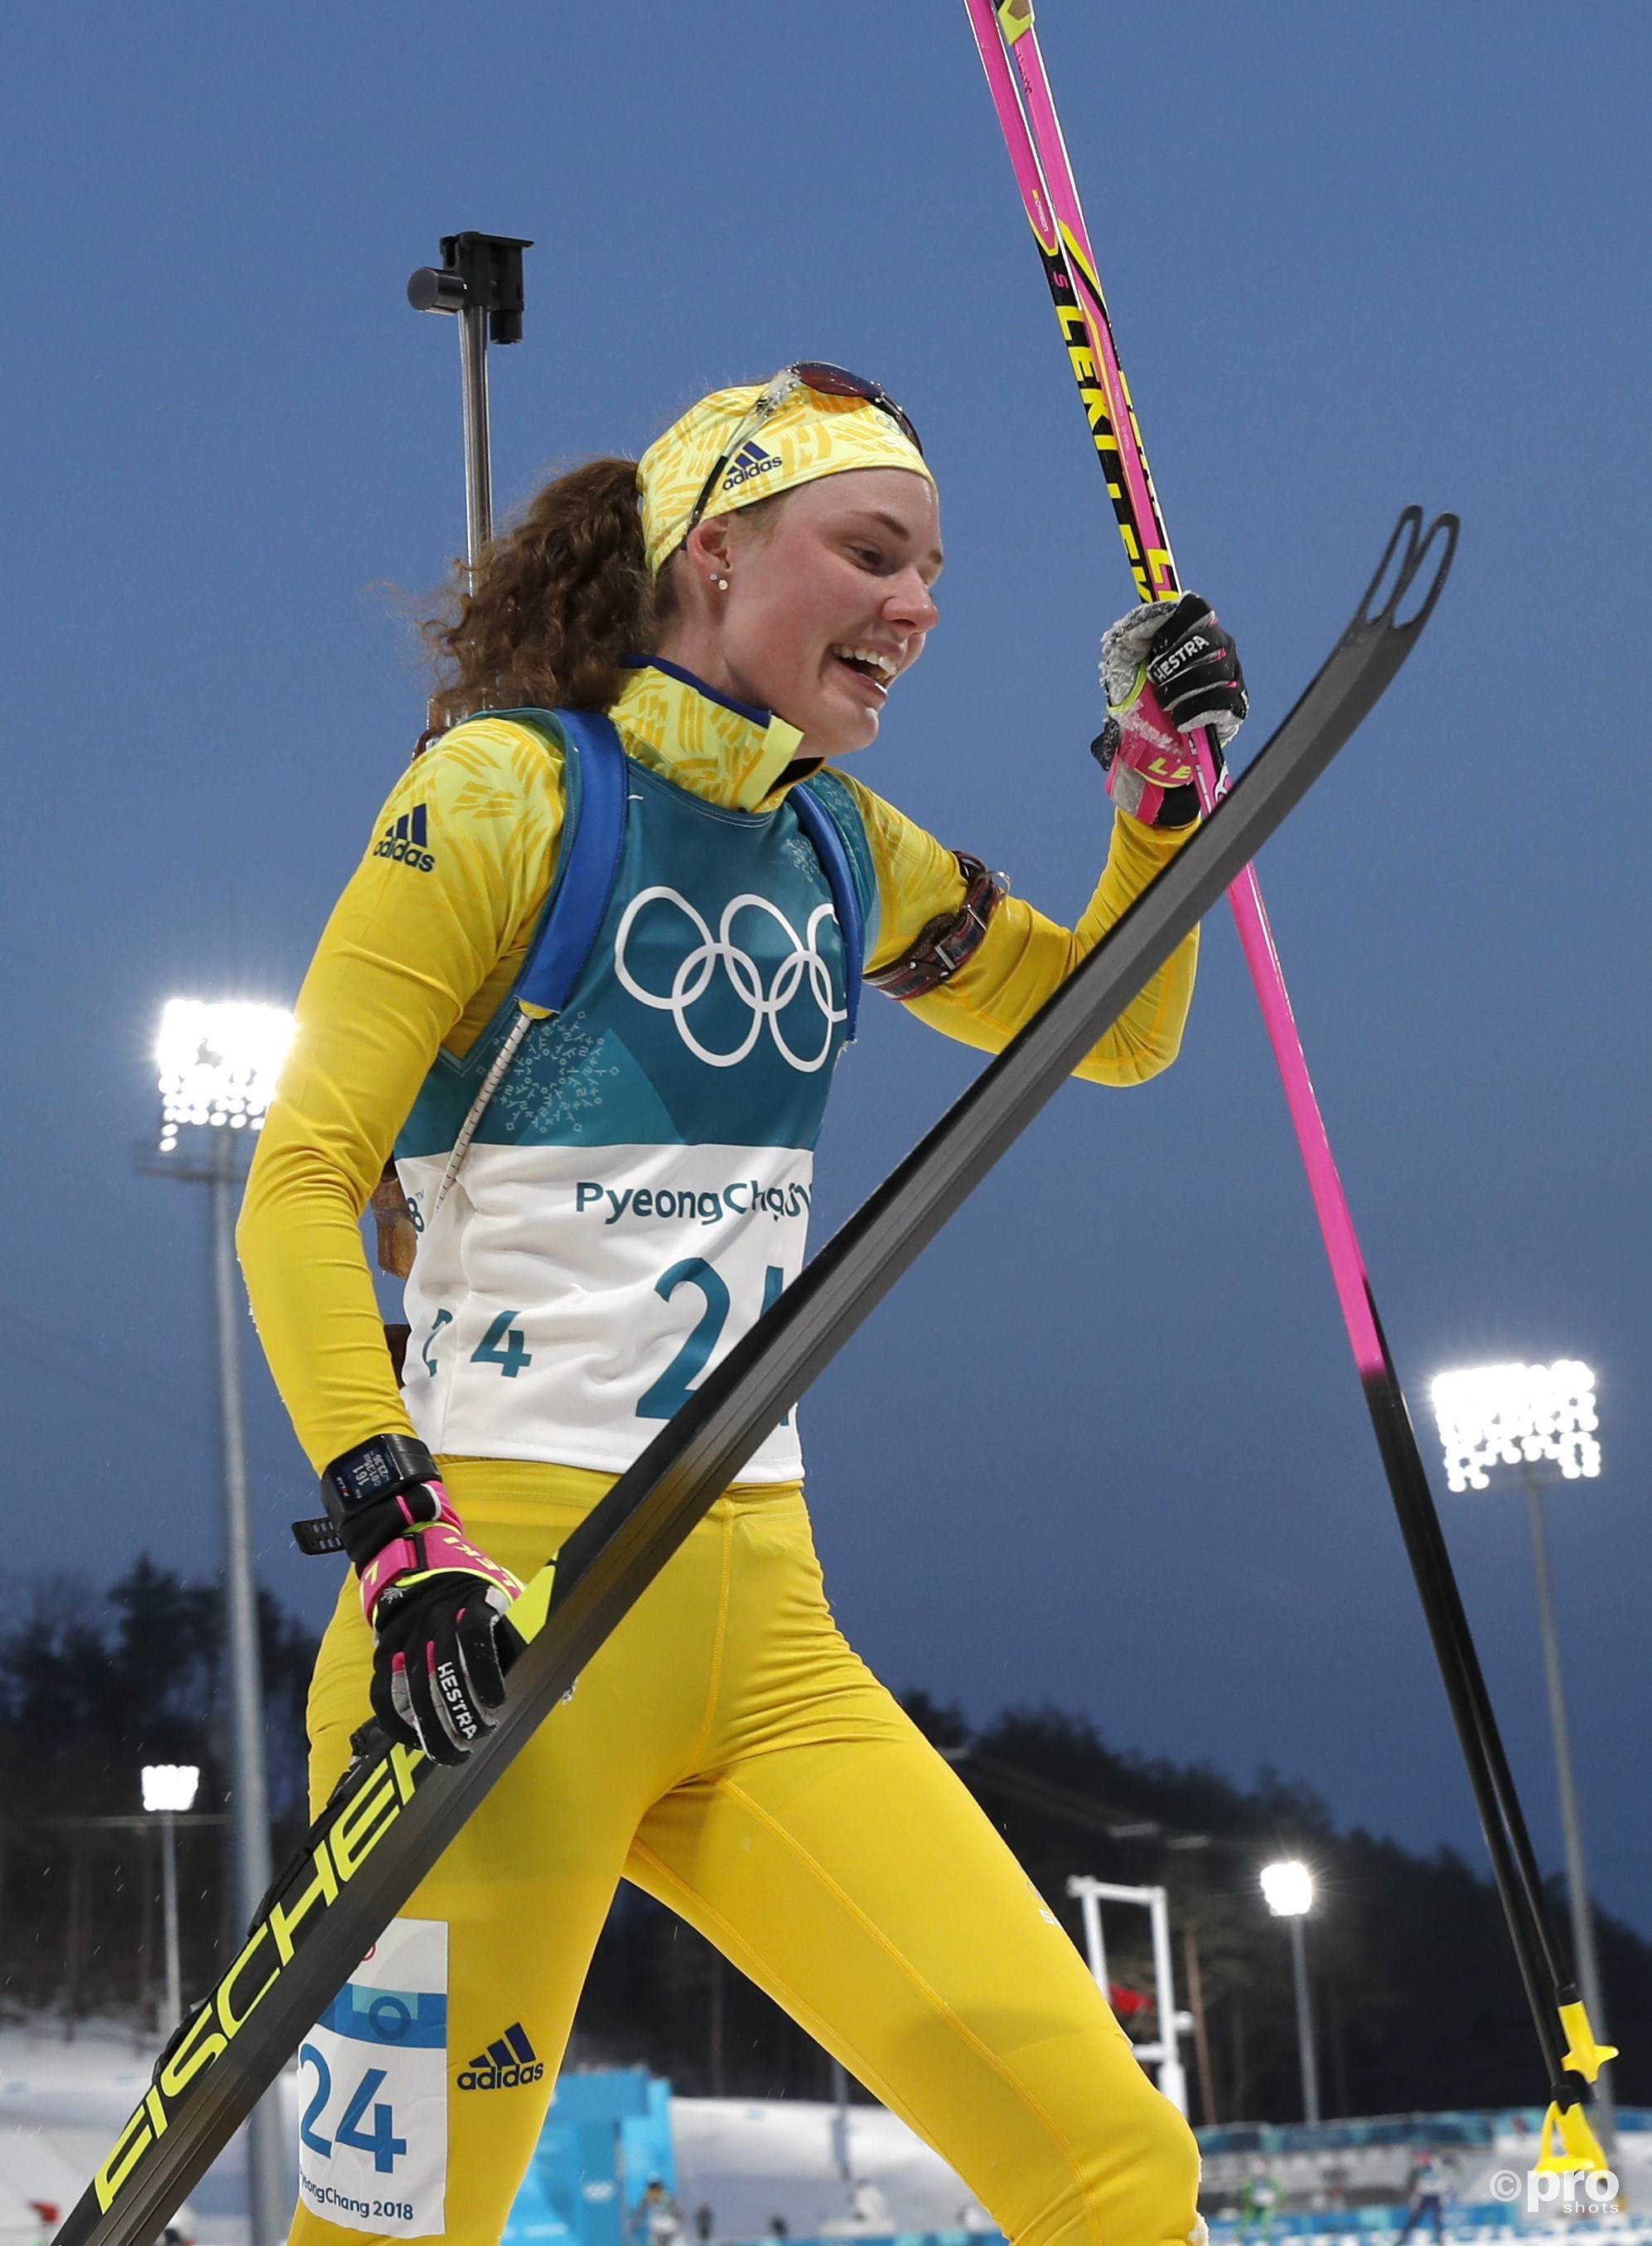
xmin=681 ymin=362 xmax=923 ymax=545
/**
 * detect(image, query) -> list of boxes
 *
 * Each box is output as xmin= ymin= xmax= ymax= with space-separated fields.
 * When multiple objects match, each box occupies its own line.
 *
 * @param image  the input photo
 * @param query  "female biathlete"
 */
xmin=239 ymin=367 xmax=1248 ymax=2246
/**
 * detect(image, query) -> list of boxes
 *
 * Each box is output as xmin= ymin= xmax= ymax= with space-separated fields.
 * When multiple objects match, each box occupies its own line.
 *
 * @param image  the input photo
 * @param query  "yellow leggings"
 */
xmin=292 ymin=1460 xmax=1199 ymax=2246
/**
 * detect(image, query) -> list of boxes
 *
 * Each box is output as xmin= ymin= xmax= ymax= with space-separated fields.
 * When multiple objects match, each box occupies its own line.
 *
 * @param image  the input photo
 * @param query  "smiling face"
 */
xmin=655 ymin=467 xmax=943 ymax=763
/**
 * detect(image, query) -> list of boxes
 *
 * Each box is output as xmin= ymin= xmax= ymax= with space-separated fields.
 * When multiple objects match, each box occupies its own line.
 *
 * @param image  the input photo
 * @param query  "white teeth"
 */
xmin=831 ymin=644 xmax=898 ymax=681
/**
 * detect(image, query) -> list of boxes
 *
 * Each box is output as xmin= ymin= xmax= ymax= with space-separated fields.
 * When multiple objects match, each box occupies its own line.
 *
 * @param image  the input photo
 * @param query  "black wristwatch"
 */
xmin=321 ymin=1432 xmax=440 ymax=1524
xmin=289 ymin=1433 xmax=441 ymax=1558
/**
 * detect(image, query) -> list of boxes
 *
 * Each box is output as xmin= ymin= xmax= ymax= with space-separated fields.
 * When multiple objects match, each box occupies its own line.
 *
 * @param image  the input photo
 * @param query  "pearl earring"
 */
xmin=712 ymin=575 xmax=730 ymax=592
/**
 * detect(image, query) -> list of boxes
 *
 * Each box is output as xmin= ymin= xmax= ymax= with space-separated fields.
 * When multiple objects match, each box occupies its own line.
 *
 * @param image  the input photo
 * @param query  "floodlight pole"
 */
xmin=1286 ymin=1915 xmax=1320 ymax=2128
xmin=158 ymin=1810 xmax=182 ymax=2037
xmin=1521 ymin=1461 xmax=1613 ymax=2148
xmin=208 ymin=1133 xmax=286 ymax=2246
xmin=407 ymin=232 xmax=532 ymax=563
xmin=828 ymin=2057 xmax=853 ymax=2181
xmin=210 ymin=1135 xmax=275 ymax=1932
xmin=141 ymin=1128 xmax=284 ymax=2246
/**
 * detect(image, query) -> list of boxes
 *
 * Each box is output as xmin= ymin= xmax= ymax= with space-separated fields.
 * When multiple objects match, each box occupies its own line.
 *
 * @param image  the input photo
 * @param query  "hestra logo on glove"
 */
xmin=457 ymin=2023 xmax=543 ymax=2090
xmin=1148 ymin=631 xmax=1211 ymax=688
xmin=434 ymin=1659 xmax=480 ymax=1741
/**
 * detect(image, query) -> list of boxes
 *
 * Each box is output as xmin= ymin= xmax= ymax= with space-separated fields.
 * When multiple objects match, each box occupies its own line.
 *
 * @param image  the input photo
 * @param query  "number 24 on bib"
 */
xmin=297 ymin=1918 xmax=448 ymax=2239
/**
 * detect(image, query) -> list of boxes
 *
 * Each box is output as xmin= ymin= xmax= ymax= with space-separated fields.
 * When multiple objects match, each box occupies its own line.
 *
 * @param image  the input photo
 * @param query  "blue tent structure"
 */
xmin=503 ymin=2070 xmax=676 ymax=2246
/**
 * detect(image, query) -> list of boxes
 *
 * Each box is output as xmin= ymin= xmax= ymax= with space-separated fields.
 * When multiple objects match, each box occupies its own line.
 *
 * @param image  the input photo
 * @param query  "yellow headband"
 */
xmin=638 ymin=379 xmax=934 ymax=575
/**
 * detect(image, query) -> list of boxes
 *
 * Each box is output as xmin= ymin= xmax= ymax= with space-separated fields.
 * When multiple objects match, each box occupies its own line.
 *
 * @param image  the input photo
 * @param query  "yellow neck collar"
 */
xmin=608 ymin=662 xmax=809 ymax=814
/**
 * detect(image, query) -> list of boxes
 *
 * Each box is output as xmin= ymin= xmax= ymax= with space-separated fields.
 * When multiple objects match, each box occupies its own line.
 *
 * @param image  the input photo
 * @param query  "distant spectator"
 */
xmin=848 ymin=2181 xmax=891 ymax=2229
xmin=1239 ymin=2159 xmax=1278 ymax=2241
xmin=1398 ymin=2148 xmax=1449 ymax=2245
xmin=693 ymin=2207 xmax=713 ymax=2244
xmin=635 ymin=2179 xmax=684 ymax=2246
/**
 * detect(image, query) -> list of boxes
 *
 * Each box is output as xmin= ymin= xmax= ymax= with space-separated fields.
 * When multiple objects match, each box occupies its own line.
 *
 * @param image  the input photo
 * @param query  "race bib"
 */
xmin=297 ymin=1918 xmax=448 ymax=2239
xmin=400 ymin=1141 xmax=813 ymax=1481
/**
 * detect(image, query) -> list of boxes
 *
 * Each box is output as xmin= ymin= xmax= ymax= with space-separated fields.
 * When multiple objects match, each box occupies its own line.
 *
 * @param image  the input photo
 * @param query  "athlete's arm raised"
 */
xmin=843 ymin=591 xmax=1246 ymax=1079
xmin=845 ymin=775 xmax=1196 ymax=1083
xmin=237 ymin=718 xmax=563 ymax=1473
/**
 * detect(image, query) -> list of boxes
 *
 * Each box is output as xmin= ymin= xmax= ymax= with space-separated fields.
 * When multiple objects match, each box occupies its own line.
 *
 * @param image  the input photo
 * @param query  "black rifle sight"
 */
xmin=407 ymin=232 xmax=533 ymax=345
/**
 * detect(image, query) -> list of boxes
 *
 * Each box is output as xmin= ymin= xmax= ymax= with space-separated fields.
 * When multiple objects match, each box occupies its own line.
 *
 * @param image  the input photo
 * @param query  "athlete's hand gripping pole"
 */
xmin=408 ymin=230 xmax=533 ymax=565
xmin=962 ymin=0 xmax=1613 ymax=2153
xmin=1094 ymin=592 xmax=1247 ymax=828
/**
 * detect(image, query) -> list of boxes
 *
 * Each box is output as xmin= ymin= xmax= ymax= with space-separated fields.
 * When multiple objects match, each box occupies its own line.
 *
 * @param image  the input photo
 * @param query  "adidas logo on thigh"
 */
xmin=456 ymin=2021 xmax=544 ymax=2090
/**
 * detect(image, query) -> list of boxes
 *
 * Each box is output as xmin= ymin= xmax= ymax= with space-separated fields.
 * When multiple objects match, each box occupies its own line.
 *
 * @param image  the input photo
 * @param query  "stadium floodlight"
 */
xmin=156 ymin=997 xmax=294 ymax=1154
xmin=1260 ymin=1860 xmax=1313 ymax=1917
xmin=140 ymin=1765 xmax=200 ymax=1814
xmin=1428 ymin=1355 xmax=1614 ymax=2145
xmin=1430 ymin=1360 xmax=1601 ymax=1494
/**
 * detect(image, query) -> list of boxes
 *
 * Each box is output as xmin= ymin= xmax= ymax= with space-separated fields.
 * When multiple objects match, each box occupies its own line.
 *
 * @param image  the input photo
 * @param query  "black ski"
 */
xmin=62 ymin=506 xmax=1454 ymax=2246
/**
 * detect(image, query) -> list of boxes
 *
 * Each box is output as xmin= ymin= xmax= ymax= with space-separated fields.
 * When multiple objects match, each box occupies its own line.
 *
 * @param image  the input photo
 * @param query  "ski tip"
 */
xmin=1355 ymin=507 xmax=1459 ymax=639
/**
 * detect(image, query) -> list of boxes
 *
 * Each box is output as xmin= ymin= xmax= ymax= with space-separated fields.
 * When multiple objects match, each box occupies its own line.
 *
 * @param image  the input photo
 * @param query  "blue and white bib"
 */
xmin=394 ymin=744 xmax=877 ymax=1484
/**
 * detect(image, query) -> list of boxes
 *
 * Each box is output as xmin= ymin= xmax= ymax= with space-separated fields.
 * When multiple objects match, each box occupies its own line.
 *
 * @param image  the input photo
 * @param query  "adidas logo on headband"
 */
xmin=722 ymin=440 xmax=783 ymax=493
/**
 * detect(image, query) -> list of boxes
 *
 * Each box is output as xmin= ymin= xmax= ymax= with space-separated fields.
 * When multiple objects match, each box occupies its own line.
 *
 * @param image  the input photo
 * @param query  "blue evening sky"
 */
xmin=4 ymin=2 xmax=1649 ymax=1961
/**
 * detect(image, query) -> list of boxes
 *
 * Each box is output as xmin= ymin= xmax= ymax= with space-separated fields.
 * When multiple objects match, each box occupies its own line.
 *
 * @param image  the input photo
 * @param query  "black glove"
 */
xmin=370 ymin=1571 xmax=525 ymax=1766
xmin=320 ymin=1434 xmax=528 ymax=1765
xmin=1138 ymin=592 xmax=1248 ymax=741
xmin=1093 ymin=592 xmax=1247 ymax=828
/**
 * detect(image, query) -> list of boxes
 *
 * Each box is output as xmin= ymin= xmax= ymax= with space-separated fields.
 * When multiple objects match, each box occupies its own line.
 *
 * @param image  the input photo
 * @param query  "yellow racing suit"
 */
xmin=239 ymin=662 xmax=1202 ymax=2246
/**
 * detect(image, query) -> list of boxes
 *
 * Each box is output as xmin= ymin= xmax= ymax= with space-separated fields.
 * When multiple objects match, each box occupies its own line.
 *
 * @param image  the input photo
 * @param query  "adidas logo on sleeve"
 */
xmin=375 ymin=802 xmax=436 ymax=872
xmin=456 ymin=2021 xmax=544 ymax=2089
xmin=721 ymin=441 xmax=783 ymax=493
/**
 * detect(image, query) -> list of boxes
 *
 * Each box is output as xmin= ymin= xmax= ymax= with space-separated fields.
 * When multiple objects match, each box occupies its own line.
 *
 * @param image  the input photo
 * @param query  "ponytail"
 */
xmin=421 ymin=456 xmax=665 ymax=727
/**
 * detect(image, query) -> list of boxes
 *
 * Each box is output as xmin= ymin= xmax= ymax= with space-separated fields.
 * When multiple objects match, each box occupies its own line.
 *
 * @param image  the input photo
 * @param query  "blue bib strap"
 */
xmin=792 ymin=780 xmax=865 ymax=1041
xmin=414 ymin=707 xmax=630 ymax=1212
xmin=514 ymin=709 xmax=630 ymax=1018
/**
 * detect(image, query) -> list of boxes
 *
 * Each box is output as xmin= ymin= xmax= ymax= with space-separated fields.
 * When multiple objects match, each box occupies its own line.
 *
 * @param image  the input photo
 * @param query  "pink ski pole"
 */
xmin=963 ymin=0 xmax=1615 ymax=2141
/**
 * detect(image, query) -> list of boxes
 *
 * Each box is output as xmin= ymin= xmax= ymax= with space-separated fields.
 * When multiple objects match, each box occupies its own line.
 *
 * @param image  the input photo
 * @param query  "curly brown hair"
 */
xmin=420 ymin=456 xmax=661 ymax=728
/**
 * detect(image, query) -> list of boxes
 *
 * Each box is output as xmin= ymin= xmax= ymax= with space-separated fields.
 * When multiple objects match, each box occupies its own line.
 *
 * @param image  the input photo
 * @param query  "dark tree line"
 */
xmin=0 ymin=1556 xmax=317 ymax=2026
xmin=1 ymin=1564 xmax=1645 ymax=2129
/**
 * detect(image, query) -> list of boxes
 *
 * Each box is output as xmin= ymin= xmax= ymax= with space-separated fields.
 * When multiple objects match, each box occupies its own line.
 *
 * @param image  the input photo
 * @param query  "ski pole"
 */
xmin=963 ymin=0 xmax=1615 ymax=2149
xmin=57 ymin=514 xmax=1452 ymax=2246
xmin=408 ymin=231 xmax=533 ymax=563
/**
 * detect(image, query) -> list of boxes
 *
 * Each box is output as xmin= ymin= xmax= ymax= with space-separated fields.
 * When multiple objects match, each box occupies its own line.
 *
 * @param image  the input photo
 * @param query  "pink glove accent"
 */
xmin=357 ymin=1480 xmax=521 ymax=1621
xmin=1104 ymin=675 xmax=1200 ymax=826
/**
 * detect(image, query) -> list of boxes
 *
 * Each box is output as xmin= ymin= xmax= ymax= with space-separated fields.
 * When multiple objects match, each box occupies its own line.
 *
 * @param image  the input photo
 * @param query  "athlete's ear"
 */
xmin=683 ymin=514 xmax=736 ymax=595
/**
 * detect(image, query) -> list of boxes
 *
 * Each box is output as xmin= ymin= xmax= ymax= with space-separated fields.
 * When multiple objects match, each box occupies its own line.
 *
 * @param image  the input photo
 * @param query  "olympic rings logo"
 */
xmin=613 ymin=886 xmax=845 ymax=1072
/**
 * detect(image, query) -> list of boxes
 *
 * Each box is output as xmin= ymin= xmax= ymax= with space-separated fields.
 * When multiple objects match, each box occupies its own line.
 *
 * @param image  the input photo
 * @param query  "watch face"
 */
xmin=329 ymin=1434 xmax=434 ymax=1512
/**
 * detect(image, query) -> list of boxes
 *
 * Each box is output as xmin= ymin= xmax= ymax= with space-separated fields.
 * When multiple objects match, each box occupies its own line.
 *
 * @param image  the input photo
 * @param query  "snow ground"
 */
xmin=0 ymin=2027 xmax=975 ymax=2246
xmin=0 ymin=2023 xmax=1646 ymax=2246
xmin=669 ymin=2095 xmax=986 ymax=2240
xmin=0 ymin=2021 xmax=302 ymax=2244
